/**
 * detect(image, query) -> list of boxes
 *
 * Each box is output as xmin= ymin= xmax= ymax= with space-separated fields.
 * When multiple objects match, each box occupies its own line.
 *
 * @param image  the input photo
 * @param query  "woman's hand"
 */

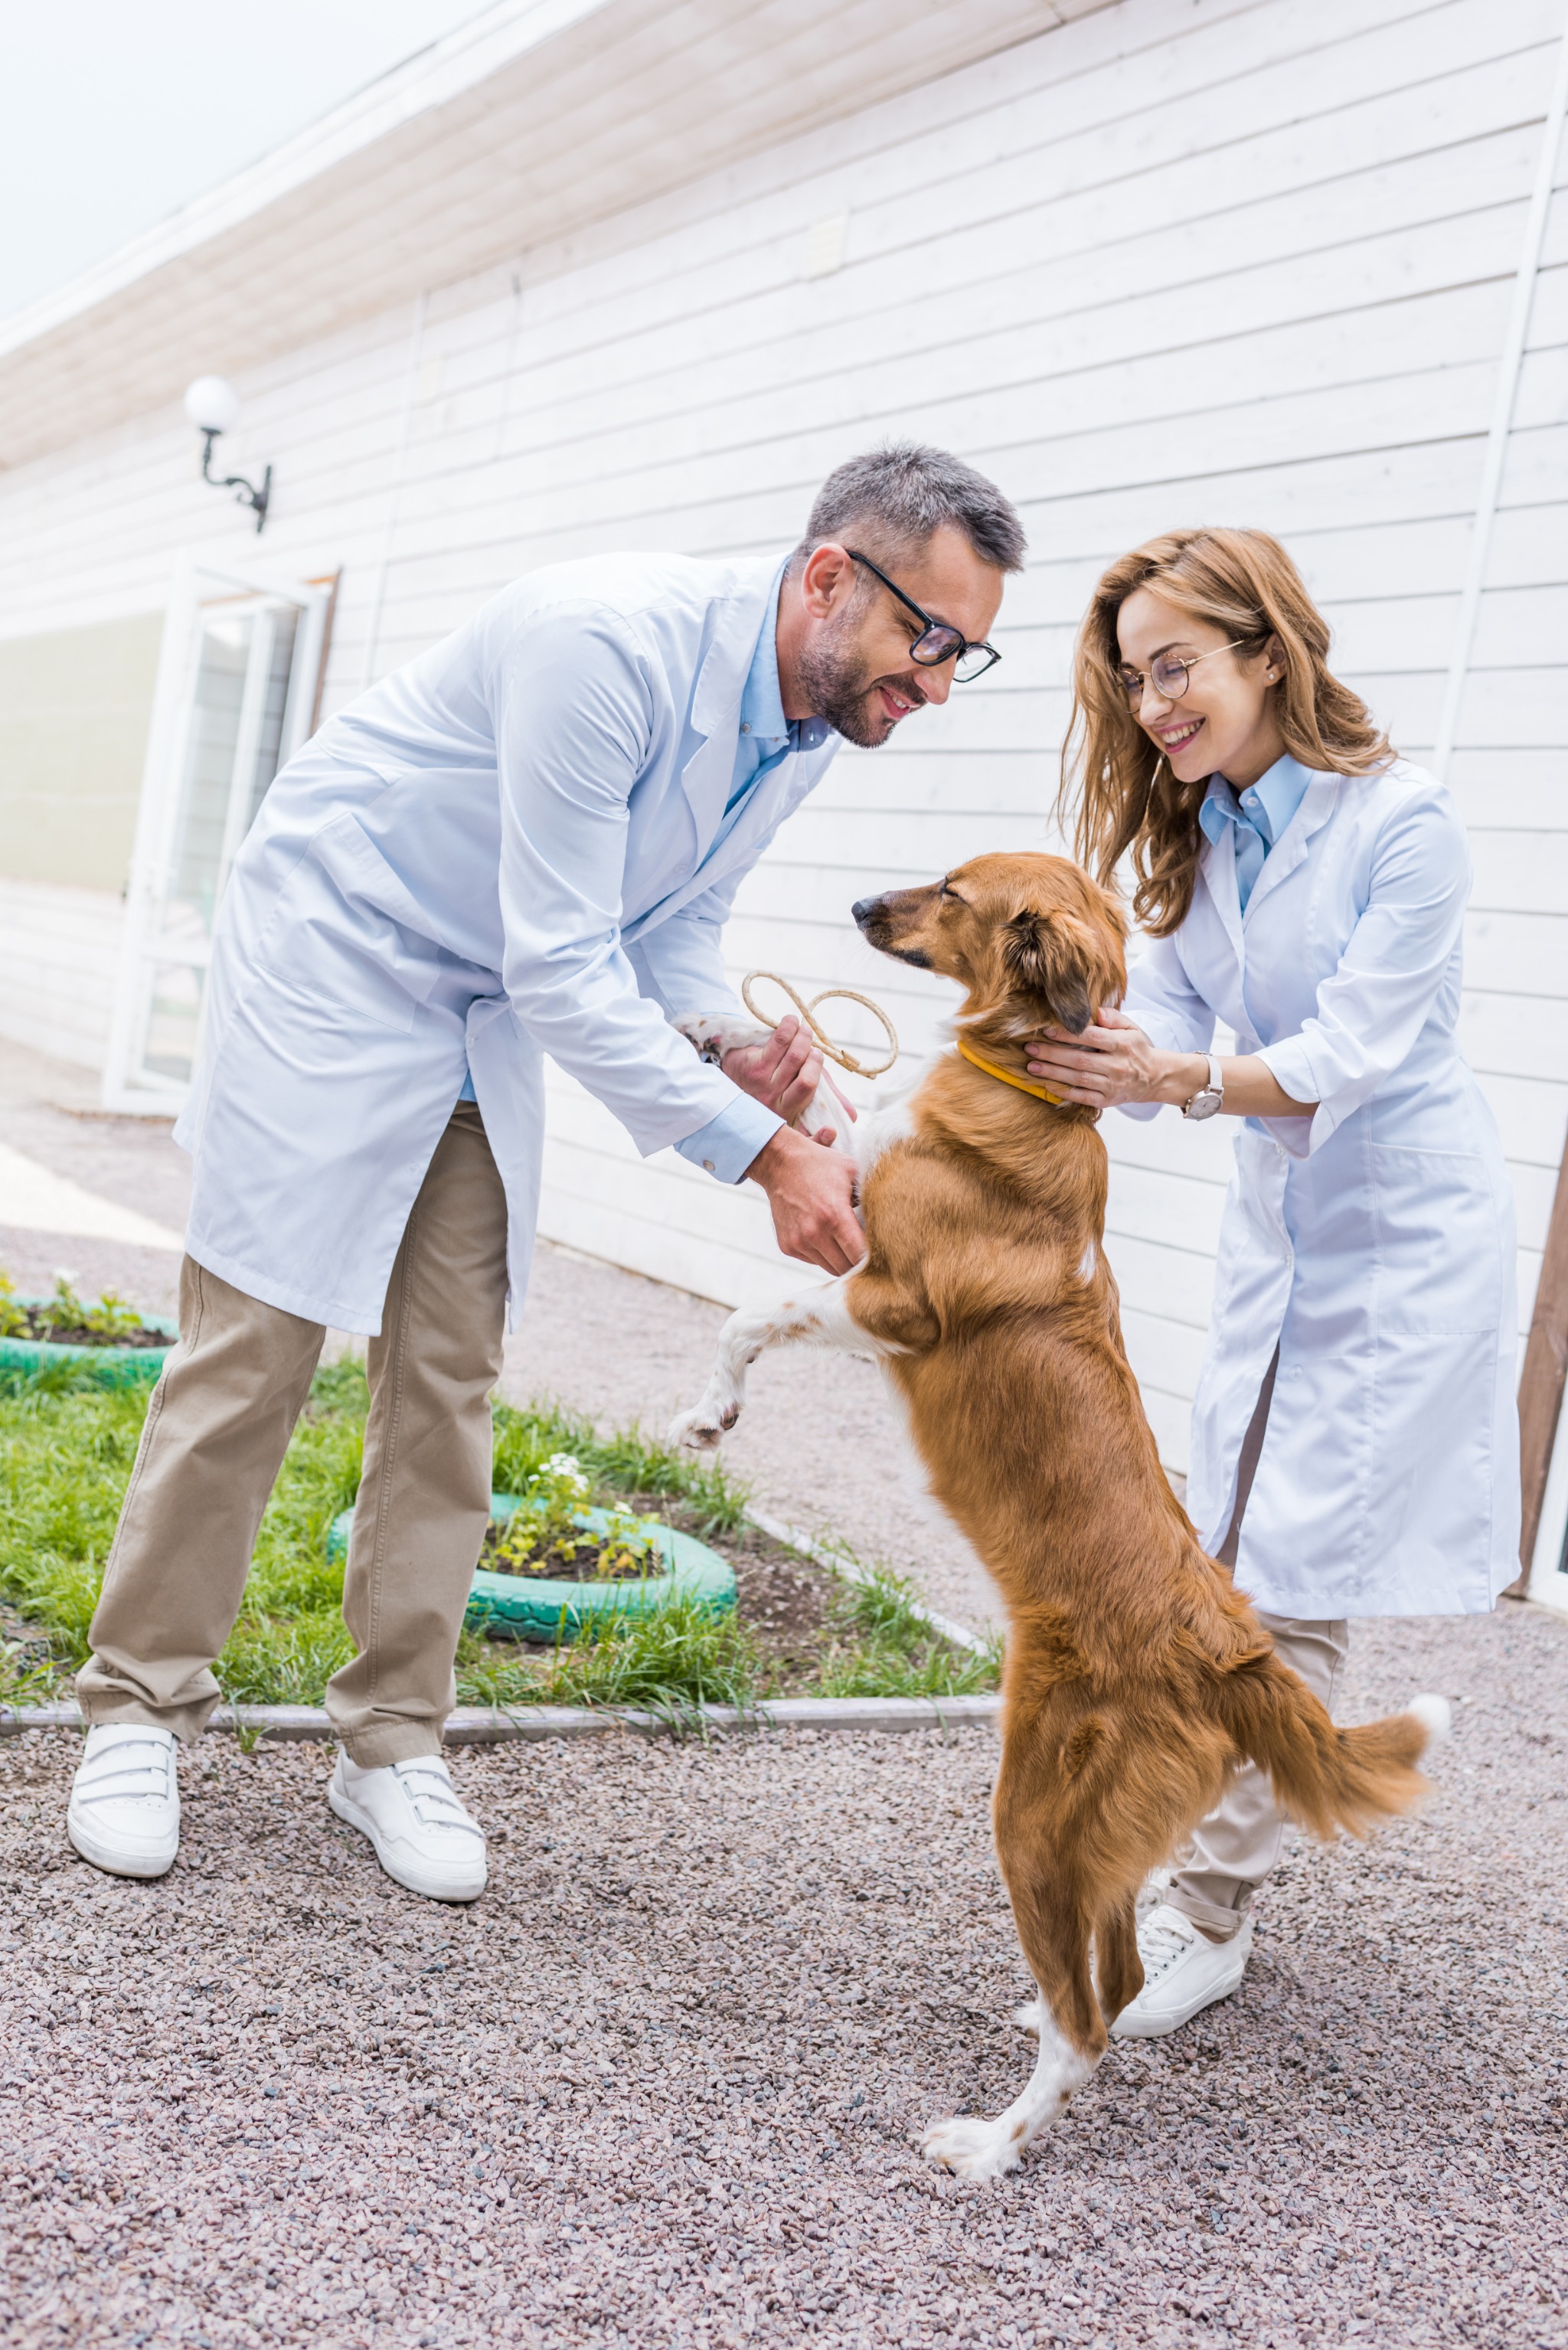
xmin=1024 ymin=1009 xmax=1318 ymax=1119
xmin=1024 ymin=1006 xmax=1201 ymax=1110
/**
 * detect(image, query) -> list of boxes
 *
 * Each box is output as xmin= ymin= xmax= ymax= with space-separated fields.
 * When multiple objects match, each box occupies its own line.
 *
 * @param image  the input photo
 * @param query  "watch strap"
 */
xmin=1183 ymin=1054 xmax=1223 ymax=1118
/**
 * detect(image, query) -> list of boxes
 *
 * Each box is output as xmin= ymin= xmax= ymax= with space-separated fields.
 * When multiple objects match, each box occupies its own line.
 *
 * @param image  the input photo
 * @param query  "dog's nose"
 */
xmin=851 ymin=897 xmax=875 ymax=927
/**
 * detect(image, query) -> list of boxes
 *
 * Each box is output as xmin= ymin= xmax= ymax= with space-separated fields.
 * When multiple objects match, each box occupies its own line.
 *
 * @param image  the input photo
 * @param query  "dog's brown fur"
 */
xmin=678 ymin=851 xmax=1442 ymax=2175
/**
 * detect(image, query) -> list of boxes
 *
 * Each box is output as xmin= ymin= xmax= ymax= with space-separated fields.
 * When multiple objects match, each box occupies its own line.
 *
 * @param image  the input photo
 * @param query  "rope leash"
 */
xmin=740 ymin=972 xmax=900 ymax=1079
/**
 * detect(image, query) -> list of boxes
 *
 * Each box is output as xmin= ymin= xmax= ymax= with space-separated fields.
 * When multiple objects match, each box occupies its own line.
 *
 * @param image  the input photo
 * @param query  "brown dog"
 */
xmin=670 ymin=851 xmax=1447 ymax=2178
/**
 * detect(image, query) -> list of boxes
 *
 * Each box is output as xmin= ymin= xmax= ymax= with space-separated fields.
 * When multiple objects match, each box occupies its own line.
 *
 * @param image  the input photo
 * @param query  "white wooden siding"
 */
xmin=0 ymin=0 xmax=1563 ymax=1468
xmin=0 ymin=883 xmax=123 ymax=1069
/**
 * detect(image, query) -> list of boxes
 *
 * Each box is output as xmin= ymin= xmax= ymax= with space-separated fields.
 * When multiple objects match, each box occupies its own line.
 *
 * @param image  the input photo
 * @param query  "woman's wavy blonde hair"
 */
xmin=1058 ymin=528 xmax=1391 ymax=936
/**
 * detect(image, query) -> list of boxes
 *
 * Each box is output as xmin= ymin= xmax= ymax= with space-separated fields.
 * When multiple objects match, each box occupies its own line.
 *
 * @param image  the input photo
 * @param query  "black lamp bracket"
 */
xmin=200 ymin=428 xmax=271 ymax=534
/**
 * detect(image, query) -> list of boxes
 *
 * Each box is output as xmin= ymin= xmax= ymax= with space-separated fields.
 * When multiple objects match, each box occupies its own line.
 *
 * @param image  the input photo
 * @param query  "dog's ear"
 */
xmin=1001 ymin=909 xmax=1096 ymax=1034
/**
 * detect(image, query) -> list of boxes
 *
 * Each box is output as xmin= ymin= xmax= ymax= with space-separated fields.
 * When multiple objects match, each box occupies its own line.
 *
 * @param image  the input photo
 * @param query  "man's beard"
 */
xmin=796 ymin=606 xmax=923 ymax=749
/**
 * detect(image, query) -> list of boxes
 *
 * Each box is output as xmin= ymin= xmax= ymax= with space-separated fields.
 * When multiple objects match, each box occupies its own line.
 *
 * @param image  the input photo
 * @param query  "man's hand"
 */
xmin=744 ymin=1128 xmax=864 ymax=1275
xmin=722 ymin=1014 xmax=857 ymax=1144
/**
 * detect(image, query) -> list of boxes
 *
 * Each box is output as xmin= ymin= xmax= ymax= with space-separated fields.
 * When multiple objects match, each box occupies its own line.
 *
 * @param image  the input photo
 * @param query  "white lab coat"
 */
xmin=1120 ymin=759 xmax=1519 ymax=1617
xmin=176 ymin=553 xmax=838 ymax=1333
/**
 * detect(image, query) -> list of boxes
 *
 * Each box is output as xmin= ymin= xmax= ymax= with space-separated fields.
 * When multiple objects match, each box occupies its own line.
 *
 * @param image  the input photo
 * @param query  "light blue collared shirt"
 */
xmin=1198 ymin=753 xmax=1312 ymax=912
xmin=459 ymin=579 xmax=831 ymax=1187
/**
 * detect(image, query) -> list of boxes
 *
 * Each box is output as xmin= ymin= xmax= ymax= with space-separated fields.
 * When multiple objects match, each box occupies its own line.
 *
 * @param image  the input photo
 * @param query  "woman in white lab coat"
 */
xmin=1025 ymin=527 xmax=1519 ymax=2038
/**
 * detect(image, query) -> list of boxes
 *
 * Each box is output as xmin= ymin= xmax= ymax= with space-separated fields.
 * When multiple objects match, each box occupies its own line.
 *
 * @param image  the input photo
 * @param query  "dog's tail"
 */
xmin=1216 ymin=1653 xmax=1450 ymax=1840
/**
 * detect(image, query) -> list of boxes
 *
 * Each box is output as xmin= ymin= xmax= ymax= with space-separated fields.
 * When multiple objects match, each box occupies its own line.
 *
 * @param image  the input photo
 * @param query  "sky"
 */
xmin=1 ymin=1 xmax=494 ymax=323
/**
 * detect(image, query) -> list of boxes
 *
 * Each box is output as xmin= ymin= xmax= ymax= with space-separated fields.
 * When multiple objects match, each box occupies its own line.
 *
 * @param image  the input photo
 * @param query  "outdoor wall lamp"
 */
xmin=184 ymin=375 xmax=271 ymax=532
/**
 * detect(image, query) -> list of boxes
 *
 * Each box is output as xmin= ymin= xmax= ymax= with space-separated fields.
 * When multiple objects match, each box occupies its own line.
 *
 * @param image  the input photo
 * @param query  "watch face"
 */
xmin=1186 ymin=1090 xmax=1222 ymax=1121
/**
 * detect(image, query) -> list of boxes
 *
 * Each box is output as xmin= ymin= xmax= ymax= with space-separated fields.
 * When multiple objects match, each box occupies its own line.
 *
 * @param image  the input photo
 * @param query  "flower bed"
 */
xmin=326 ymin=1451 xmax=737 ymax=1643
xmin=0 ymin=1366 xmax=997 ymax=1718
xmin=0 ymin=1271 xmax=175 ymax=1387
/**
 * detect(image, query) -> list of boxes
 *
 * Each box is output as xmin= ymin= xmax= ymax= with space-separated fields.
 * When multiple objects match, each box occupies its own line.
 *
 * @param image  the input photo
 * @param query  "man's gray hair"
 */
xmin=797 ymin=442 xmax=1026 ymax=574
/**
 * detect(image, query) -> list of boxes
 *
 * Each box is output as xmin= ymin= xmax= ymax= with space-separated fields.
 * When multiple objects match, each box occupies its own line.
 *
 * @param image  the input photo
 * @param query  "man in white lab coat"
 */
xmin=66 ymin=444 xmax=1024 ymax=1900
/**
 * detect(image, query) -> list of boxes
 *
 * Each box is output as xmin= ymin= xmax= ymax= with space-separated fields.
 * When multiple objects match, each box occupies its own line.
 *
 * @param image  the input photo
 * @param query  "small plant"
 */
xmin=486 ymin=1452 xmax=662 ymax=1582
xmin=491 ymin=1403 xmax=748 ymax=1538
xmin=0 ymin=1261 xmax=158 ymax=1348
xmin=0 ymin=1269 xmax=28 ymax=1342
xmin=0 ymin=1626 xmax=64 ymax=1704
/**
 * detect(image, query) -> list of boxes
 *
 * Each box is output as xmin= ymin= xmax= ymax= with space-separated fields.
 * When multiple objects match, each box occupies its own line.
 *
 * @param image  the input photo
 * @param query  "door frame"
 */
xmin=100 ymin=551 xmax=335 ymax=1116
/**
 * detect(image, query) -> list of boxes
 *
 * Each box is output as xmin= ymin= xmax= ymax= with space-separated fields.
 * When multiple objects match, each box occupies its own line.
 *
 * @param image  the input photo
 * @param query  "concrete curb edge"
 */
xmin=0 ymin=1693 xmax=1002 ymax=1744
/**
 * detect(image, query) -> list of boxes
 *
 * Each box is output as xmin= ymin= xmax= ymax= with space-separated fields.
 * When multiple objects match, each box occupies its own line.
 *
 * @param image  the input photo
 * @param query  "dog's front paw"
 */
xmin=672 ymin=1013 xmax=770 ymax=1065
xmin=920 ymin=2115 xmax=1023 ymax=2181
xmin=667 ymin=1401 xmax=737 ymax=1453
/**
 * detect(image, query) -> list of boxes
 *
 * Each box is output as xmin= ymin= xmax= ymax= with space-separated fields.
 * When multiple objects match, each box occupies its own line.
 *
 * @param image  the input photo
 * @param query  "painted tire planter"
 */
xmin=0 ymin=1303 xmax=176 ymax=1387
xmin=325 ymin=1491 xmax=737 ymax=1644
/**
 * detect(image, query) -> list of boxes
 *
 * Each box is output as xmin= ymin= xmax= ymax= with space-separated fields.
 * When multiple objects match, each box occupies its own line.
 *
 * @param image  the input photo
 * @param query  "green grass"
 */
xmin=0 ymin=1362 xmax=997 ymax=1716
xmin=456 ymin=1594 xmax=765 ymax=1732
xmin=815 ymin=1562 xmax=1003 ymax=1699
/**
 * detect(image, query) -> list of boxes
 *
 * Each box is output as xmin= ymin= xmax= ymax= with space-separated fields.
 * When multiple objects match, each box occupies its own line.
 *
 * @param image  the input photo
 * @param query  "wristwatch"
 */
xmin=1182 ymin=1054 xmax=1224 ymax=1121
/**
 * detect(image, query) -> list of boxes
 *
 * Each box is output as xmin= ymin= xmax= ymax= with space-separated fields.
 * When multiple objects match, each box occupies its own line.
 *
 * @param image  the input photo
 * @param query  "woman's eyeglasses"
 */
xmin=1116 ymin=641 xmax=1246 ymax=705
xmin=848 ymin=550 xmax=1001 ymax=682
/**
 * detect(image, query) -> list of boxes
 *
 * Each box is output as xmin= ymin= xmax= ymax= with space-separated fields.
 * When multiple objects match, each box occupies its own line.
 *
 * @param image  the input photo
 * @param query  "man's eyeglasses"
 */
xmin=1115 ymin=642 xmax=1246 ymax=706
xmin=848 ymin=550 xmax=1001 ymax=682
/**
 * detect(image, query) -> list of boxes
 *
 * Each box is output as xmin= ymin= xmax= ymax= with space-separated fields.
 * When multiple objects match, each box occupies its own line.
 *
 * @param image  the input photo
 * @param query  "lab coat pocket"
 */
xmin=1369 ymin=1145 xmax=1500 ymax=1334
xmin=255 ymin=815 xmax=445 ymax=1034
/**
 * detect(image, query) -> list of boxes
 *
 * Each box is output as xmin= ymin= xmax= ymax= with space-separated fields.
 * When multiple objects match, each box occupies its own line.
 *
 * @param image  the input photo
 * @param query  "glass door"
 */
xmin=102 ymin=557 xmax=333 ymax=1113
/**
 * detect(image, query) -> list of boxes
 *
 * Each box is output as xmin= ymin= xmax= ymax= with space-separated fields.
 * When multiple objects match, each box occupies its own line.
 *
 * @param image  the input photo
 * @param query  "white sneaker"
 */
xmin=67 ymin=1723 xmax=180 ymax=1879
xmin=1110 ymin=1902 xmax=1253 ymax=2039
xmin=328 ymin=1750 xmax=487 ymax=1903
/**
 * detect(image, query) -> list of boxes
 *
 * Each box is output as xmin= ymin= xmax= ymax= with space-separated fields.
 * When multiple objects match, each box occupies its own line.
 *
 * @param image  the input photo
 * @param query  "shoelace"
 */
xmin=392 ymin=1762 xmax=485 ymax=1842
xmin=1137 ymin=1914 xmax=1197 ymax=1983
xmin=77 ymin=1735 xmax=174 ymax=1807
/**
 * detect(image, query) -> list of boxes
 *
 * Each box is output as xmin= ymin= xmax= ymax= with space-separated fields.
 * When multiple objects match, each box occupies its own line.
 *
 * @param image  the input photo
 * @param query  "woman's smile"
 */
xmin=1152 ymin=713 xmax=1204 ymax=753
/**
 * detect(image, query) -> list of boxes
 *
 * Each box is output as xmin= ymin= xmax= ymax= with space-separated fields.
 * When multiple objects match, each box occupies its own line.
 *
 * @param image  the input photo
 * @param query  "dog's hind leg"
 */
xmin=1094 ymin=1895 xmax=1142 ymax=2027
xmin=922 ymin=1860 xmax=1102 ymax=2181
xmin=668 ymin=1279 xmax=891 ymax=1452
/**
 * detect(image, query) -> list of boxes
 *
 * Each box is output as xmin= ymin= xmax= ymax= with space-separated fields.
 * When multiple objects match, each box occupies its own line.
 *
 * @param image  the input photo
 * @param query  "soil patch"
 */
xmin=5 ymin=1308 xmax=168 ymax=1349
xmin=477 ymin=1517 xmax=656 ymax=1582
xmin=0 ymin=1599 xmax=50 ymax=1669
xmin=623 ymin=1493 xmax=840 ymax=1687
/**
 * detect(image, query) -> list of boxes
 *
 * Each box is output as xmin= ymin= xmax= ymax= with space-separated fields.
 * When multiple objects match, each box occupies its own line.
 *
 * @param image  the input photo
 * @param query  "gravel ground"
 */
xmin=4 ymin=1605 xmax=1566 ymax=2350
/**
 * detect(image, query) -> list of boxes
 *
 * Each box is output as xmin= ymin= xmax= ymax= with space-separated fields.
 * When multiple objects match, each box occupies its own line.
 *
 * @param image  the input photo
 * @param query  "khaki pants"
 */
xmin=1167 ymin=1345 xmax=1350 ymax=1943
xmin=77 ymin=1104 xmax=508 ymax=1766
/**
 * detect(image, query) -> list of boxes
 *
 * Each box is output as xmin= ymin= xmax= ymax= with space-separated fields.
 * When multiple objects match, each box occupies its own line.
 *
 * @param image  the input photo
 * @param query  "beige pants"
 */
xmin=1167 ymin=1345 xmax=1350 ymax=1943
xmin=77 ymin=1104 xmax=508 ymax=1766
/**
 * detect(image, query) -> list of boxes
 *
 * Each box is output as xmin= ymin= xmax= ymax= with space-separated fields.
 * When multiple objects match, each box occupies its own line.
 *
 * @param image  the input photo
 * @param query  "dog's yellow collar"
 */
xmin=956 ymin=1038 xmax=1064 ymax=1106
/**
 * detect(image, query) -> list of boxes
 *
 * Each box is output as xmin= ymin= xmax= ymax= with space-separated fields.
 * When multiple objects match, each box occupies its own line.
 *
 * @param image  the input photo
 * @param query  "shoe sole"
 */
xmin=67 ymin=1810 xmax=178 ymax=1881
xmin=327 ymin=1780 xmax=486 ymax=1904
xmin=1110 ymin=1949 xmax=1251 ymax=2041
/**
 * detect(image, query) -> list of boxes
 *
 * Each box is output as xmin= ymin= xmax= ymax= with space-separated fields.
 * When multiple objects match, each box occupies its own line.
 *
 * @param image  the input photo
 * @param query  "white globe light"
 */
xmin=184 ymin=374 xmax=241 ymax=435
